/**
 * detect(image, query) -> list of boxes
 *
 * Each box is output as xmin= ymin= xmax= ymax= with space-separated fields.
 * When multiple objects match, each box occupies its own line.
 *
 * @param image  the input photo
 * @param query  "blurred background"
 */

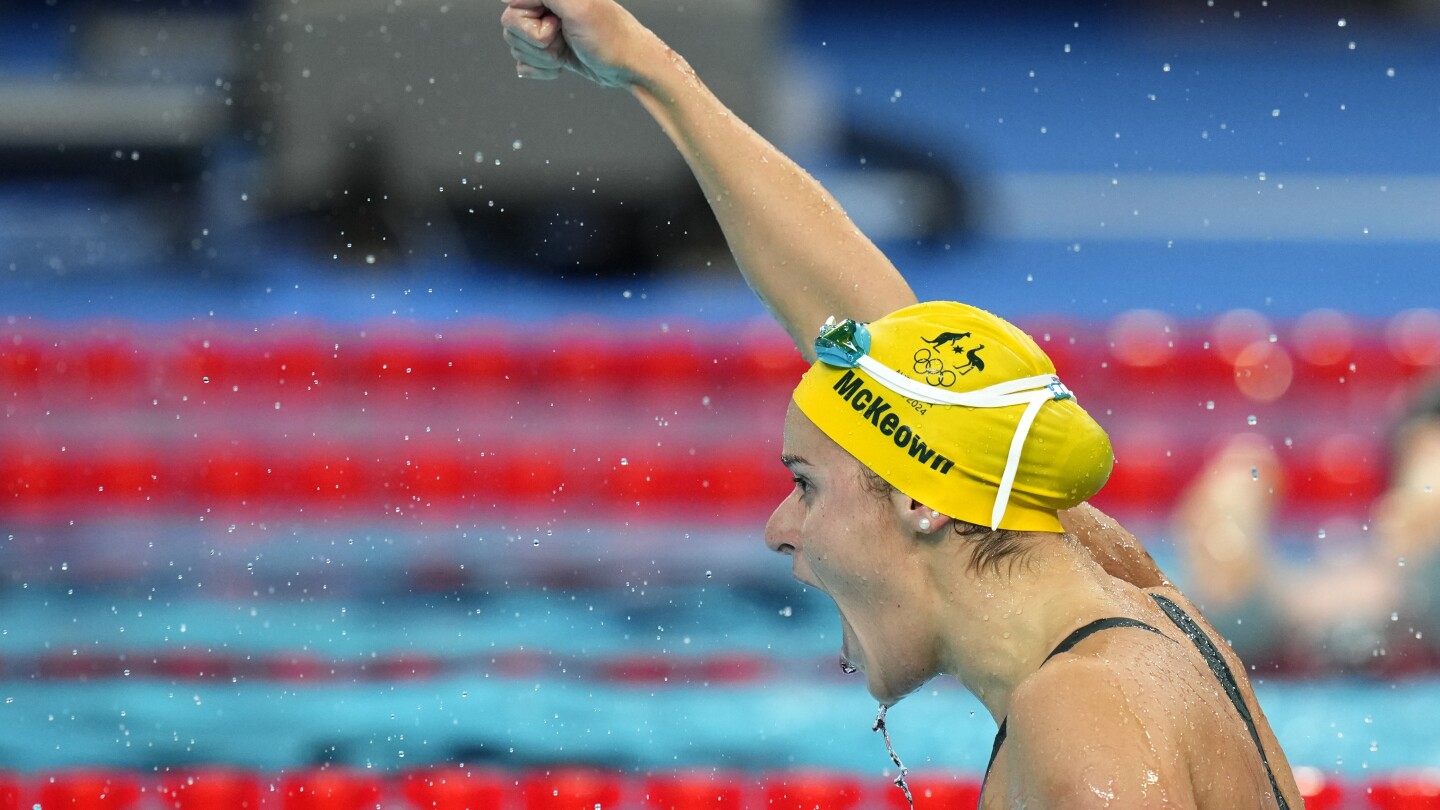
xmin=2 ymin=0 xmax=1439 ymax=807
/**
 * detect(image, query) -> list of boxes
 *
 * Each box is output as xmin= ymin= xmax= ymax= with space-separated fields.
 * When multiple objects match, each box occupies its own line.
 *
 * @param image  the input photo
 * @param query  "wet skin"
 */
xmin=764 ymin=403 xmax=1303 ymax=808
xmin=765 ymin=401 xmax=943 ymax=705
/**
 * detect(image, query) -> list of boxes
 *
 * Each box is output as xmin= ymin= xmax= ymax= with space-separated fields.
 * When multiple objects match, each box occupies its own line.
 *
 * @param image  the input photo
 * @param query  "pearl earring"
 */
xmin=918 ymin=518 xmax=932 ymax=531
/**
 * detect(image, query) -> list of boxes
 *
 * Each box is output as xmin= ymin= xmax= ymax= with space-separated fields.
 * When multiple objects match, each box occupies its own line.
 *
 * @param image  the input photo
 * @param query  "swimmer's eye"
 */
xmin=791 ymin=476 xmax=812 ymax=497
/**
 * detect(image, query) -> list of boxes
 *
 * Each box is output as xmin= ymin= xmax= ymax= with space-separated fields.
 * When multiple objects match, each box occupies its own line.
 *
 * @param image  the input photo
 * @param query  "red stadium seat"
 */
xmin=520 ymin=767 xmax=626 ymax=810
xmin=1211 ymin=309 xmax=1275 ymax=364
xmin=496 ymin=454 xmax=572 ymax=506
xmin=279 ymin=768 xmax=384 ymax=810
xmin=198 ymin=446 xmax=274 ymax=504
xmin=602 ymin=456 xmax=668 ymax=508
xmin=1291 ymin=309 xmax=1359 ymax=399
xmin=0 ymin=771 xmax=22 ymax=810
xmin=38 ymin=770 xmax=144 ymax=809
xmin=693 ymin=451 xmax=788 ymax=513
xmin=1283 ymin=434 xmax=1384 ymax=507
xmin=1090 ymin=435 xmax=1197 ymax=513
xmin=763 ymin=771 xmax=865 ymax=810
xmin=1387 ymin=309 xmax=1440 ymax=377
xmin=1231 ymin=341 xmax=1295 ymax=405
xmin=726 ymin=326 xmax=809 ymax=394
xmin=641 ymin=771 xmax=747 ymax=809
xmin=1368 ymin=773 xmax=1440 ymax=810
xmin=78 ymin=335 xmax=144 ymax=396
xmin=170 ymin=330 xmax=246 ymax=394
xmin=400 ymin=453 xmax=474 ymax=500
xmin=158 ymin=768 xmax=263 ymax=810
xmin=401 ymin=767 xmax=512 ymax=810
xmin=296 ymin=450 xmax=371 ymax=503
xmin=442 ymin=330 xmax=521 ymax=393
xmin=355 ymin=333 xmax=456 ymax=395
xmin=0 ymin=444 xmax=71 ymax=503
xmin=0 ymin=327 xmax=45 ymax=395
xmin=621 ymin=333 xmax=708 ymax=395
xmin=84 ymin=448 xmax=166 ymax=504
xmin=535 ymin=326 xmax=628 ymax=395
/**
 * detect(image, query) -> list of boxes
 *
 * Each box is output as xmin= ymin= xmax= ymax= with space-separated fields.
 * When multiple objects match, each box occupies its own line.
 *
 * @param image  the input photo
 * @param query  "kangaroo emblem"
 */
xmin=956 ymin=344 xmax=986 ymax=375
xmin=920 ymin=331 xmax=972 ymax=350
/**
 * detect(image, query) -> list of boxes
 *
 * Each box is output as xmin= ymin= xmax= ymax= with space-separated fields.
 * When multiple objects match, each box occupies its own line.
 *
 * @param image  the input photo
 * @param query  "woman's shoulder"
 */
xmin=1002 ymin=647 xmax=1198 ymax=807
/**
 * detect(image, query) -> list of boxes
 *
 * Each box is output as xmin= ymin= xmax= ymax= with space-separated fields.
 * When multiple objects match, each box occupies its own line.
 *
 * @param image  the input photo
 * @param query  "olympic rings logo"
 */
xmin=912 ymin=348 xmax=957 ymax=388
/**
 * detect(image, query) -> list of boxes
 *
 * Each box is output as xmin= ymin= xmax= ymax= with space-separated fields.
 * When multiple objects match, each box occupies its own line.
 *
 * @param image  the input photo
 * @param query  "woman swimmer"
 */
xmin=500 ymin=1 xmax=1301 ymax=806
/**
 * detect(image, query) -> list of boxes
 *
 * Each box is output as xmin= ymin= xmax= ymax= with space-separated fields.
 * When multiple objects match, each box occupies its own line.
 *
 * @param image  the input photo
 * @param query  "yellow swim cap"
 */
xmin=791 ymin=301 xmax=1113 ymax=533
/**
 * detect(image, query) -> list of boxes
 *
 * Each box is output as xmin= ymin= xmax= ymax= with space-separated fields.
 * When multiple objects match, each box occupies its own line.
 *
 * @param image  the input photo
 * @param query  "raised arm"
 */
xmin=500 ymin=0 xmax=917 ymax=359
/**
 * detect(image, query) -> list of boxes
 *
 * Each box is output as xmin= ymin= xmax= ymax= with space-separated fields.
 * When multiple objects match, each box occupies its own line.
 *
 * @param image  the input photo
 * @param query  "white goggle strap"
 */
xmin=854 ymin=355 xmax=1074 ymax=529
xmin=992 ymin=392 xmax=1050 ymax=529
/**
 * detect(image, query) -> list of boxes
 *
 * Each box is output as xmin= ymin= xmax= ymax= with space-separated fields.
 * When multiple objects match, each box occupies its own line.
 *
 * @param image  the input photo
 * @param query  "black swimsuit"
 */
xmin=980 ymin=593 xmax=1291 ymax=809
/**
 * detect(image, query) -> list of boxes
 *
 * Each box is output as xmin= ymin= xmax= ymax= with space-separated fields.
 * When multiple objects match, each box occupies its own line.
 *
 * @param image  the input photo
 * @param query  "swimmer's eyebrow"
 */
xmin=780 ymin=454 xmax=810 ymax=469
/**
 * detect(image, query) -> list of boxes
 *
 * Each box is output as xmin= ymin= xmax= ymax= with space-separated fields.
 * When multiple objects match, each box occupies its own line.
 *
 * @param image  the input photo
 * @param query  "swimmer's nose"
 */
xmin=764 ymin=493 xmax=798 ymax=556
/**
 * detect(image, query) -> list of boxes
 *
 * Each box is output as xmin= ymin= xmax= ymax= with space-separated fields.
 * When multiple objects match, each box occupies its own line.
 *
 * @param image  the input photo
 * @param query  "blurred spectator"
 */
xmin=1175 ymin=377 xmax=1440 ymax=672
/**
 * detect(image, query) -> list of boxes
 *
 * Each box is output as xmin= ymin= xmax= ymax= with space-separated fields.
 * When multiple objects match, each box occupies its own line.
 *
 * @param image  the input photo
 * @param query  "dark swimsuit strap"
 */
xmin=1149 ymin=594 xmax=1292 ymax=810
xmin=983 ymin=617 xmax=1167 ymax=779
xmin=980 ymin=595 xmax=1291 ymax=810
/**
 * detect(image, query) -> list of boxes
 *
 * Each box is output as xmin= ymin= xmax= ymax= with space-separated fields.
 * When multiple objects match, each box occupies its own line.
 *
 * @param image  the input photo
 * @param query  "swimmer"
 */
xmin=500 ymin=2 xmax=1301 ymax=806
xmin=1177 ymin=376 xmax=1440 ymax=669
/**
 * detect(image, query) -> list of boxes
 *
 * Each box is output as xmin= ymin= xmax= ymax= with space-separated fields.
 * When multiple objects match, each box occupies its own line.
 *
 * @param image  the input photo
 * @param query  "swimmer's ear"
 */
xmin=891 ymin=492 xmax=951 ymax=536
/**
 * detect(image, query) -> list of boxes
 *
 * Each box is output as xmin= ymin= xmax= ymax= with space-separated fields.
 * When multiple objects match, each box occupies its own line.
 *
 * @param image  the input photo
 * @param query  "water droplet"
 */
xmin=704 ymin=570 xmax=713 ymax=578
xmin=1247 ymin=415 xmax=1258 ymax=426
xmin=1317 ymin=528 xmax=1327 ymax=539
xmin=1391 ymin=612 xmax=1399 ymax=621
xmin=1251 ymin=467 xmax=1259 ymax=481
xmin=778 ymin=606 xmax=792 ymax=617
xmin=532 ymin=539 xmax=540 ymax=547
xmin=1206 ymin=401 xmax=1215 ymax=410
xmin=1399 ymin=557 xmax=1407 ymax=567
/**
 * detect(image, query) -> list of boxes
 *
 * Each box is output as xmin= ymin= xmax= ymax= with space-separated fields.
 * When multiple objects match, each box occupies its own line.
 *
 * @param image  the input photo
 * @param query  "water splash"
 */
xmin=839 ymin=656 xmax=857 ymax=675
xmin=872 ymin=704 xmax=913 ymax=809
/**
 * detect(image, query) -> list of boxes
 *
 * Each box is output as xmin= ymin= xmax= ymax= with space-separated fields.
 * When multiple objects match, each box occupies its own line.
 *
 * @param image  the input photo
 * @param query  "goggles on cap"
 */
xmin=814 ymin=317 xmax=1076 ymax=529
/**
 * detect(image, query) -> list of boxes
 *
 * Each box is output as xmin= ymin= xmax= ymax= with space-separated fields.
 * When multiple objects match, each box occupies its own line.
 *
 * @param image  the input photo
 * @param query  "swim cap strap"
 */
xmin=992 ymin=392 xmax=1049 ymax=529
xmin=857 ymin=357 xmax=1068 ymax=408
